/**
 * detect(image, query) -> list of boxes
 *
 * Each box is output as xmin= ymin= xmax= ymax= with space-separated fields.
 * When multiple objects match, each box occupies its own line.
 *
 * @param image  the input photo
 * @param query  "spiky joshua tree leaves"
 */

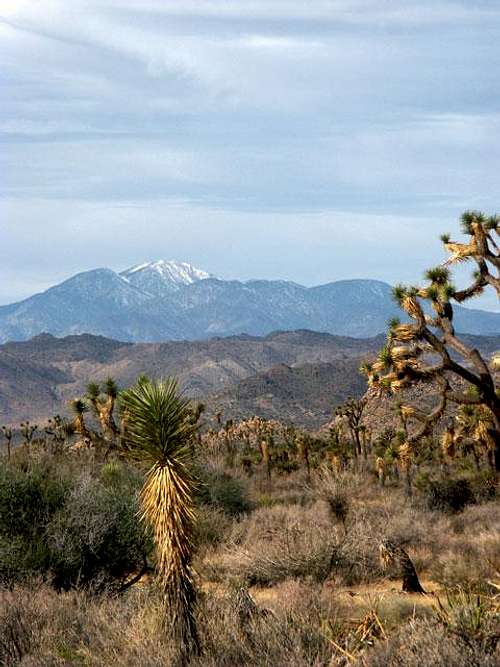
xmin=119 ymin=377 xmax=200 ymax=659
xmin=363 ymin=211 xmax=500 ymax=470
xmin=86 ymin=378 xmax=119 ymax=442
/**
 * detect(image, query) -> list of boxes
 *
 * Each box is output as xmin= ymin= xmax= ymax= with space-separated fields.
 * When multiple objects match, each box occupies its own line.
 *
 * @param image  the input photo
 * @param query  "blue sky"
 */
xmin=1 ymin=0 xmax=499 ymax=310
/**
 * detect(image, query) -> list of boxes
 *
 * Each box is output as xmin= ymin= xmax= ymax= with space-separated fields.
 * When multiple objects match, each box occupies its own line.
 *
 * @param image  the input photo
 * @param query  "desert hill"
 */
xmin=1 ymin=330 xmax=498 ymax=429
xmin=0 ymin=330 xmax=380 ymax=425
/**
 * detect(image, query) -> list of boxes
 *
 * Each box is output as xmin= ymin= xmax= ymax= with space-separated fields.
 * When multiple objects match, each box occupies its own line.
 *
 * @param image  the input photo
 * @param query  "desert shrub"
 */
xmin=469 ymin=470 xmax=498 ymax=502
xmin=0 ymin=458 xmax=151 ymax=591
xmin=99 ymin=459 xmax=143 ymax=491
xmin=416 ymin=474 xmax=475 ymax=513
xmin=430 ymin=532 xmax=500 ymax=590
xmin=0 ymin=461 xmax=69 ymax=584
xmin=312 ymin=468 xmax=358 ymax=527
xmin=0 ymin=589 xmax=47 ymax=666
xmin=215 ymin=502 xmax=380 ymax=587
xmin=362 ymin=617 xmax=499 ymax=667
xmin=0 ymin=583 xmax=336 ymax=667
xmin=362 ymin=589 xmax=500 ymax=667
xmin=47 ymin=475 xmax=151 ymax=591
xmin=196 ymin=586 xmax=333 ymax=667
xmin=0 ymin=585 xmax=172 ymax=667
xmin=433 ymin=588 xmax=500 ymax=654
xmin=195 ymin=506 xmax=232 ymax=547
xmin=197 ymin=465 xmax=252 ymax=516
xmin=0 ymin=462 xmax=69 ymax=539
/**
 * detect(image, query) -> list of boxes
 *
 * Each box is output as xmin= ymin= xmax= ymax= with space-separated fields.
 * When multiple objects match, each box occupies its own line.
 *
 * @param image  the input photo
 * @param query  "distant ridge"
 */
xmin=0 ymin=263 xmax=498 ymax=343
xmin=0 ymin=330 xmax=498 ymax=427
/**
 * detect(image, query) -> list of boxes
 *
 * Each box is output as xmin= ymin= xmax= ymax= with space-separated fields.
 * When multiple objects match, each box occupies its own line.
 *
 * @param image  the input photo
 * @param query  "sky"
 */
xmin=1 ymin=0 xmax=499 ymax=310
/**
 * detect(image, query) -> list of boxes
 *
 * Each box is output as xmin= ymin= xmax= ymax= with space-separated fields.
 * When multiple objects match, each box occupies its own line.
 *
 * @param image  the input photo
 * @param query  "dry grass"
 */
xmin=0 ymin=459 xmax=499 ymax=665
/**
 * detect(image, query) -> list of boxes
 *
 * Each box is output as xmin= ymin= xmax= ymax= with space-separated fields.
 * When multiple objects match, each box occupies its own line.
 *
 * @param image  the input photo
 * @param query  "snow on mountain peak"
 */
xmin=120 ymin=260 xmax=213 ymax=295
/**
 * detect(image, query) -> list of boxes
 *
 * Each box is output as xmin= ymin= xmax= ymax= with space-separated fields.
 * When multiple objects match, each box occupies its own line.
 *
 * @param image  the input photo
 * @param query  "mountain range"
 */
xmin=0 ymin=260 xmax=499 ymax=343
xmin=0 ymin=329 xmax=379 ymax=427
xmin=1 ymin=329 xmax=499 ymax=429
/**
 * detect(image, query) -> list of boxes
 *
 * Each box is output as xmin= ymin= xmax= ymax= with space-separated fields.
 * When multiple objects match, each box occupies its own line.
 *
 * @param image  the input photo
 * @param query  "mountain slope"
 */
xmin=0 ymin=330 xmax=497 ymax=428
xmin=120 ymin=260 xmax=212 ymax=296
xmin=207 ymin=359 xmax=367 ymax=427
xmin=0 ymin=330 xmax=382 ymax=424
xmin=0 ymin=265 xmax=498 ymax=343
xmin=0 ymin=269 xmax=188 ymax=343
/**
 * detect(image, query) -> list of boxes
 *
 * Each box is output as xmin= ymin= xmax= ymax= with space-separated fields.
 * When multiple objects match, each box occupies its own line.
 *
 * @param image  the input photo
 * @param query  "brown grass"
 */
xmin=0 ymin=460 xmax=499 ymax=665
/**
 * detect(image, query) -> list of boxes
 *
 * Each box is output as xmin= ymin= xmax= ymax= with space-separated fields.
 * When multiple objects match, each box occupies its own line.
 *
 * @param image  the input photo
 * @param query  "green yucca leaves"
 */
xmin=103 ymin=377 xmax=118 ymax=398
xmin=392 ymin=284 xmax=407 ymax=304
xmin=86 ymin=382 xmax=101 ymax=401
xmin=119 ymin=376 xmax=200 ymax=657
xmin=460 ymin=209 xmax=487 ymax=234
xmin=119 ymin=377 xmax=197 ymax=465
xmin=425 ymin=266 xmax=450 ymax=285
xmin=485 ymin=214 xmax=499 ymax=231
xmin=69 ymin=398 xmax=89 ymax=416
xmin=460 ymin=210 xmax=476 ymax=234
xmin=426 ymin=285 xmax=439 ymax=301
xmin=359 ymin=361 xmax=372 ymax=376
xmin=378 ymin=345 xmax=393 ymax=369
xmin=440 ymin=282 xmax=456 ymax=301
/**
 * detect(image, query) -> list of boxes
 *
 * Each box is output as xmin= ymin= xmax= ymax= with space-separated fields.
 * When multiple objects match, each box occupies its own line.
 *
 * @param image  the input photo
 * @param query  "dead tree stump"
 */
xmin=379 ymin=540 xmax=425 ymax=593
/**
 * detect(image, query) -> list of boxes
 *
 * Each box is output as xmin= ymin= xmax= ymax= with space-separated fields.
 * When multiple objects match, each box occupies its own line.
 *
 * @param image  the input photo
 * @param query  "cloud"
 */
xmin=0 ymin=1 xmax=499 ymax=311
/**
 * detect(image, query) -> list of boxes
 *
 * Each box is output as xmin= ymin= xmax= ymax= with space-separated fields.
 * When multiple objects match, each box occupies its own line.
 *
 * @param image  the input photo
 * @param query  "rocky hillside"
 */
xmin=207 ymin=358 xmax=367 ymax=428
xmin=1 ymin=330 xmax=498 ymax=429
xmin=0 ymin=330 xmax=381 ymax=426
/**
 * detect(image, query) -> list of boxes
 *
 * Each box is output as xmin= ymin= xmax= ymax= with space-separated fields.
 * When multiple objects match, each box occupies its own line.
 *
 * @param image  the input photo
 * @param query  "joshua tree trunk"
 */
xmin=491 ymin=415 xmax=500 ymax=472
xmin=260 ymin=439 xmax=271 ymax=479
xmin=1 ymin=427 xmax=13 ymax=460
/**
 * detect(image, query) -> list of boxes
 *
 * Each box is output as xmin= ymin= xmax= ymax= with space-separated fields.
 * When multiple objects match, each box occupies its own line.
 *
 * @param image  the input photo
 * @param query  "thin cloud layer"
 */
xmin=1 ymin=1 xmax=499 ymax=310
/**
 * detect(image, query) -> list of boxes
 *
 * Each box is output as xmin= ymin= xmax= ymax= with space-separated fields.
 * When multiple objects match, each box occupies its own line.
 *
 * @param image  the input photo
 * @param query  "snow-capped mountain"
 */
xmin=120 ymin=260 xmax=213 ymax=296
xmin=0 ymin=267 xmax=498 ymax=343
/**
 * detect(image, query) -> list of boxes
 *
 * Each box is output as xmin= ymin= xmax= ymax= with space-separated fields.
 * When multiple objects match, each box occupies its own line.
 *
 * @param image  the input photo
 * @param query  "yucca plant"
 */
xmin=119 ymin=377 xmax=199 ymax=659
xmin=69 ymin=398 xmax=91 ymax=440
xmin=85 ymin=378 xmax=119 ymax=441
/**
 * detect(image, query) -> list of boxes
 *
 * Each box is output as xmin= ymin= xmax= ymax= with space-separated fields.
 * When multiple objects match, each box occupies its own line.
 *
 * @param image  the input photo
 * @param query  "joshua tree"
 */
xmin=363 ymin=211 xmax=499 ymax=471
xmin=69 ymin=399 xmax=91 ymax=443
xmin=375 ymin=456 xmax=386 ymax=486
xmin=86 ymin=378 xmax=119 ymax=441
xmin=1 ymin=426 xmax=13 ymax=460
xmin=222 ymin=419 xmax=235 ymax=467
xmin=440 ymin=424 xmax=457 ymax=463
xmin=260 ymin=436 xmax=271 ymax=479
xmin=20 ymin=421 xmax=37 ymax=451
xmin=441 ymin=211 xmax=499 ymax=296
xmin=119 ymin=377 xmax=199 ymax=659
xmin=359 ymin=424 xmax=372 ymax=459
xmin=296 ymin=432 xmax=311 ymax=478
xmin=335 ymin=397 xmax=367 ymax=458
xmin=454 ymin=403 xmax=497 ymax=470
xmin=397 ymin=439 xmax=414 ymax=497
xmin=44 ymin=414 xmax=72 ymax=453
xmin=191 ymin=402 xmax=206 ymax=445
